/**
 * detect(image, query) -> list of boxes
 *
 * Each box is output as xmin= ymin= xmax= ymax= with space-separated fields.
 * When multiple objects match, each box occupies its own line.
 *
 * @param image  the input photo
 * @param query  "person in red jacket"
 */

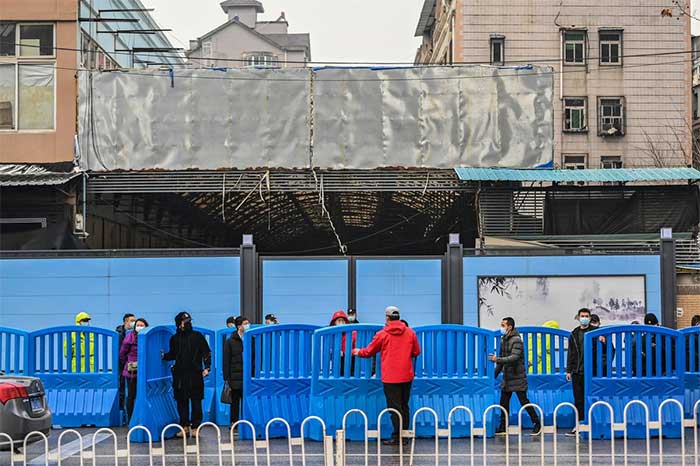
xmin=352 ymin=306 xmax=421 ymax=445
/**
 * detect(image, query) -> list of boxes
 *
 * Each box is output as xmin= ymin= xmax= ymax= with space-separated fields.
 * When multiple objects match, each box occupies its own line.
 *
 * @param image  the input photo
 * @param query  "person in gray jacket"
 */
xmin=489 ymin=317 xmax=542 ymax=436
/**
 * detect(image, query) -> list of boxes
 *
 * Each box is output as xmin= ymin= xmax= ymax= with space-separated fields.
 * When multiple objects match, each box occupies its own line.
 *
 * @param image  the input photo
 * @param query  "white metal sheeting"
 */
xmin=78 ymin=65 xmax=553 ymax=171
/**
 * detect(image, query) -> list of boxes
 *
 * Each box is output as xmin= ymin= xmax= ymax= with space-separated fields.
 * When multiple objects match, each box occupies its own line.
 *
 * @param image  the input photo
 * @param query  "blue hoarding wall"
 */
xmin=463 ymin=255 xmax=662 ymax=328
xmin=0 ymin=256 xmax=241 ymax=331
xmin=356 ymin=259 xmax=442 ymax=325
xmin=262 ymin=259 xmax=348 ymax=326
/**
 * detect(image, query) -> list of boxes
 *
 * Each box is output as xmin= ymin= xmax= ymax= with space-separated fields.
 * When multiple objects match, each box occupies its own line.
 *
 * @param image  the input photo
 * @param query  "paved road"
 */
xmin=5 ymin=426 xmax=697 ymax=465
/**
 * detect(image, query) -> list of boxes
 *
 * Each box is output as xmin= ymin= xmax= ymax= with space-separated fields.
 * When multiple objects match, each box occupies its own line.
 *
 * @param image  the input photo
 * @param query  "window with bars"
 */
xmin=563 ymin=30 xmax=586 ymax=64
xmin=600 ymin=155 xmax=623 ymax=169
xmin=490 ymin=36 xmax=504 ymax=65
xmin=563 ymin=98 xmax=587 ymax=132
xmin=599 ymin=30 xmax=622 ymax=65
xmin=598 ymin=97 xmax=625 ymax=136
xmin=563 ymin=154 xmax=587 ymax=169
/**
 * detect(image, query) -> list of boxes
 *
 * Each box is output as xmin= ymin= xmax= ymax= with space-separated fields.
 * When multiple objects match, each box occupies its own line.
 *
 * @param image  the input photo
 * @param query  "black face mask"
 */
xmin=182 ymin=321 xmax=193 ymax=332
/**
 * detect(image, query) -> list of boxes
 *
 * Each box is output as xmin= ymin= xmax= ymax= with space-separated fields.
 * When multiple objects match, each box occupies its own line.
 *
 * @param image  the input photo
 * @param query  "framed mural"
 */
xmin=478 ymin=275 xmax=646 ymax=329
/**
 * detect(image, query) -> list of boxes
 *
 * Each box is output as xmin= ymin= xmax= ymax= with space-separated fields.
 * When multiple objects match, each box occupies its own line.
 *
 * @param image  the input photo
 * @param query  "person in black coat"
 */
xmin=490 ymin=317 xmax=541 ymax=436
xmin=162 ymin=311 xmax=211 ymax=438
xmin=223 ymin=316 xmax=249 ymax=425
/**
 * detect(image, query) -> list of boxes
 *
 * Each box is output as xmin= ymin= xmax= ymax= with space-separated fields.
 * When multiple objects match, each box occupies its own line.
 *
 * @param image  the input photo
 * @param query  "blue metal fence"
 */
xmin=309 ymin=324 xmax=385 ymax=440
xmin=0 ymin=327 xmax=29 ymax=375
xmin=412 ymin=325 xmax=496 ymax=437
xmin=30 ymin=326 xmax=120 ymax=427
xmin=584 ymin=325 xmax=685 ymax=439
xmin=516 ymin=327 xmax=575 ymax=428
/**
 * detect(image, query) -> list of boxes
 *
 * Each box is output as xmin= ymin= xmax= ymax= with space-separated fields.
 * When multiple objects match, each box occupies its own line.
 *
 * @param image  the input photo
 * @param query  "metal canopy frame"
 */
xmin=86 ymin=169 xmax=470 ymax=194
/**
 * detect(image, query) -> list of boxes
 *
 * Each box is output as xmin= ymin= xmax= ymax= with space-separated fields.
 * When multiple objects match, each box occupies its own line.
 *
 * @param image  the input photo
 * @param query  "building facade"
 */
xmin=186 ymin=0 xmax=311 ymax=68
xmin=414 ymin=0 xmax=692 ymax=169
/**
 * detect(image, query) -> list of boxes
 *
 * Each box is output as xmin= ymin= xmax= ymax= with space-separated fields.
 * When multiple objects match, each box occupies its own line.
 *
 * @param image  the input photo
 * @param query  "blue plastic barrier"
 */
xmin=194 ymin=326 xmax=217 ymax=423
xmin=681 ymin=327 xmax=700 ymax=421
xmin=511 ymin=327 xmax=575 ymax=429
xmin=30 ymin=326 xmax=120 ymax=427
xmin=129 ymin=325 xmax=178 ymax=442
xmin=309 ymin=324 xmax=385 ymax=440
xmin=242 ymin=324 xmax=319 ymax=439
xmin=584 ymin=325 xmax=685 ymax=439
xmin=0 ymin=327 xmax=29 ymax=375
xmin=412 ymin=325 xmax=496 ymax=437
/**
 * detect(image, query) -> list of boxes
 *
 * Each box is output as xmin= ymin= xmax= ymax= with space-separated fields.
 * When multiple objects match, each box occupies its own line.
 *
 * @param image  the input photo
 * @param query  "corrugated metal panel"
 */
xmin=0 ymin=164 xmax=81 ymax=187
xmin=456 ymin=167 xmax=700 ymax=182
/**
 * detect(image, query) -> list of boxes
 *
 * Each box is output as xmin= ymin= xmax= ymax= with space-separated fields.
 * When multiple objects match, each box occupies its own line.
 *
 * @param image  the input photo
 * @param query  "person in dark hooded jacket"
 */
xmin=490 ymin=317 xmax=541 ymax=436
xmin=161 ymin=311 xmax=211 ymax=438
xmin=223 ymin=316 xmax=249 ymax=425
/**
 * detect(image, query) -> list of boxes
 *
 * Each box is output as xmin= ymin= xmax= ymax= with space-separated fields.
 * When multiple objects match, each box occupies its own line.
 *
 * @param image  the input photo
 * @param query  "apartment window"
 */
xmin=599 ymin=30 xmax=622 ymax=65
xmin=600 ymin=155 xmax=623 ymax=169
xmin=563 ymin=154 xmax=587 ymax=169
xmin=563 ymin=98 xmax=587 ymax=132
xmin=598 ymin=97 xmax=625 ymax=136
xmin=490 ymin=36 xmax=505 ymax=65
xmin=0 ymin=23 xmax=55 ymax=131
xmin=244 ymin=52 xmax=278 ymax=68
xmin=563 ymin=30 xmax=586 ymax=64
xmin=202 ymin=41 xmax=212 ymax=67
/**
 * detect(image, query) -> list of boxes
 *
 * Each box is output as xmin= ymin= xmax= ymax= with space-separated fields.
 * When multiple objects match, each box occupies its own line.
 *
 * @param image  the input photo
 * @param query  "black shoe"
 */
xmin=565 ymin=427 xmax=578 ymax=437
xmin=531 ymin=422 xmax=542 ymax=436
xmin=382 ymin=438 xmax=400 ymax=446
xmin=495 ymin=425 xmax=507 ymax=435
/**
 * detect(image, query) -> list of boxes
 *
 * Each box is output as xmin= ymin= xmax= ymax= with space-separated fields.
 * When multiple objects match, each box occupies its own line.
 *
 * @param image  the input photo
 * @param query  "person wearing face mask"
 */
xmin=117 ymin=313 xmax=136 ymax=419
xmin=119 ymin=318 xmax=149 ymax=421
xmin=489 ymin=317 xmax=541 ymax=436
xmin=565 ymin=308 xmax=595 ymax=436
xmin=226 ymin=316 xmax=236 ymax=329
xmin=65 ymin=312 xmax=95 ymax=373
xmin=330 ymin=310 xmax=357 ymax=375
xmin=264 ymin=314 xmax=279 ymax=325
xmin=223 ymin=316 xmax=250 ymax=426
xmin=161 ymin=312 xmax=212 ymax=438
xmin=347 ymin=308 xmax=359 ymax=324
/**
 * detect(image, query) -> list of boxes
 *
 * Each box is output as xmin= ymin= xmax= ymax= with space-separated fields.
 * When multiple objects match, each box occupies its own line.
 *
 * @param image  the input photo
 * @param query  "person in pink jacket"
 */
xmin=119 ymin=318 xmax=148 ymax=421
xmin=353 ymin=306 xmax=421 ymax=445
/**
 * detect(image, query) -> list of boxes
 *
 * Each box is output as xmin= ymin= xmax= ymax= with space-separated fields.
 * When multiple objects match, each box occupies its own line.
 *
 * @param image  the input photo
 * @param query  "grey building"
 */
xmin=186 ymin=0 xmax=310 ymax=68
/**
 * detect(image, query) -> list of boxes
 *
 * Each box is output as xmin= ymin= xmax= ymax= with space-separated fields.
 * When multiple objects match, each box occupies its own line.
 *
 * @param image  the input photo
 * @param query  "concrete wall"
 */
xmin=0 ymin=0 xmax=78 ymax=164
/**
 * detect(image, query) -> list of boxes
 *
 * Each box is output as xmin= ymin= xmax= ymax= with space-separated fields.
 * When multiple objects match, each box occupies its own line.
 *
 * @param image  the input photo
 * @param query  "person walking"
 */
xmin=566 ymin=308 xmax=596 ymax=436
xmin=352 ymin=306 xmax=420 ymax=445
xmin=162 ymin=312 xmax=212 ymax=438
xmin=223 ymin=316 xmax=249 ymax=426
xmin=490 ymin=317 xmax=542 ymax=436
xmin=119 ymin=318 xmax=148 ymax=421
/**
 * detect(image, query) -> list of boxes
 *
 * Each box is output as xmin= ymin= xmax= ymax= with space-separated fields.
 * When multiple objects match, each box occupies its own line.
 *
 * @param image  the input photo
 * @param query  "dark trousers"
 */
xmin=119 ymin=375 xmax=126 ymax=413
xmin=126 ymin=377 xmax=137 ymax=421
xmin=571 ymin=373 xmax=585 ymax=423
xmin=229 ymin=389 xmax=242 ymax=424
xmin=383 ymin=382 xmax=412 ymax=438
xmin=498 ymin=390 xmax=539 ymax=427
xmin=177 ymin=397 xmax=203 ymax=428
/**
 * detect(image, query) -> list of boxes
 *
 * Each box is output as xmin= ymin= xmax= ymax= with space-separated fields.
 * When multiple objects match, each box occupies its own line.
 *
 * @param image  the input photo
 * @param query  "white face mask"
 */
xmin=80 ymin=321 xmax=90 ymax=326
xmin=348 ymin=316 xmax=356 ymax=322
xmin=242 ymin=323 xmax=250 ymax=332
xmin=135 ymin=325 xmax=145 ymax=333
xmin=335 ymin=320 xmax=346 ymax=326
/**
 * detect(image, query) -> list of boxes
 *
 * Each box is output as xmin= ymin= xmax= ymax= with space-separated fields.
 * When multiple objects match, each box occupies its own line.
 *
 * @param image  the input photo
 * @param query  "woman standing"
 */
xmin=119 ymin=318 xmax=149 ymax=421
xmin=223 ymin=316 xmax=249 ymax=425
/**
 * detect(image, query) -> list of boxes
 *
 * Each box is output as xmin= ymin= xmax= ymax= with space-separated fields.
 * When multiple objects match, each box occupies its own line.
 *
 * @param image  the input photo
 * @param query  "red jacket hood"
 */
xmin=385 ymin=320 xmax=407 ymax=335
xmin=330 ymin=310 xmax=349 ymax=326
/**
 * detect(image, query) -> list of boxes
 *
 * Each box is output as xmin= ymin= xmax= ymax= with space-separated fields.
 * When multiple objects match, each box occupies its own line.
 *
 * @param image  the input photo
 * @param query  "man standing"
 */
xmin=347 ymin=308 xmax=360 ymax=324
xmin=264 ymin=314 xmax=279 ymax=325
xmin=352 ymin=306 xmax=420 ymax=445
xmin=490 ymin=317 xmax=541 ymax=435
xmin=566 ymin=308 xmax=596 ymax=436
xmin=162 ymin=311 xmax=211 ymax=438
xmin=223 ymin=316 xmax=249 ymax=426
